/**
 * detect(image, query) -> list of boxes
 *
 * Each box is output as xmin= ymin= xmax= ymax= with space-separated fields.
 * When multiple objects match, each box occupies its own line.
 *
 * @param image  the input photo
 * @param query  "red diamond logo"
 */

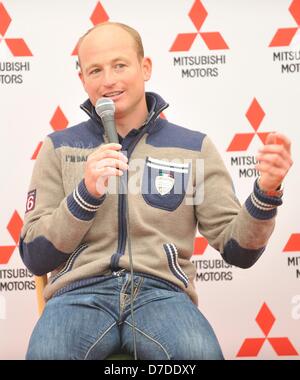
xmin=5 ymin=38 xmax=32 ymax=56
xmin=237 ymin=302 xmax=298 ymax=357
xmin=0 ymin=3 xmax=11 ymax=36
xmin=269 ymin=28 xmax=298 ymax=47
xmin=283 ymin=233 xmax=300 ymax=252
xmin=255 ymin=303 xmax=275 ymax=336
xmin=246 ymin=98 xmax=265 ymax=132
xmin=50 ymin=106 xmax=69 ymax=131
xmin=0 ymin=211 xmax=23 ymax=264
xmin=189 ymin=0 xmax=207 ymax=30
xmin=290 ymin=0 xmax=300 ymax=25
xmin=227 ymin=133 xmax=254 ymax=152
xmin=90 ymin=2 xmax=109 ymax=26
xmin=237 ymin=338 xmax=265 ymax=357
xmin=7 ymin=211 xmax=23 ymax=245
xmin=268 ymin=337 xmax=299 ymax=356
xmin=170 ymin=0 xmax=228 ymax=52
xmin=227 ymin=98 xmax=272 ymax=152
xmin=72 ymin=1 xmax=110 ymax=56
xmin=32 ymin=107 xmax=68 ymax=160
xmin=169 ymin=33 xmax=197 ymax=52
xmin=269 ymin=0 xmax=300 ymax=47
xmin=31 ymin=141 xmax=43 ymax=160
xmin=193 ymin=237 xmax=208 ymax=255
xmin=0 ymin=3 xmax=32 ymax=56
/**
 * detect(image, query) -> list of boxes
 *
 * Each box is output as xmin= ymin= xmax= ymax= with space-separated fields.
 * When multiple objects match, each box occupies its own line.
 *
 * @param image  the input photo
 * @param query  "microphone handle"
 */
xmin=103 ymin=114 xmax=119 ymax=144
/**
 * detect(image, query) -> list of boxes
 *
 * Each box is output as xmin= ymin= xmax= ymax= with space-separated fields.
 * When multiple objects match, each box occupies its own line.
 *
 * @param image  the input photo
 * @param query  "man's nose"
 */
xmin=102 ymin=69 xmax=117 ymax=87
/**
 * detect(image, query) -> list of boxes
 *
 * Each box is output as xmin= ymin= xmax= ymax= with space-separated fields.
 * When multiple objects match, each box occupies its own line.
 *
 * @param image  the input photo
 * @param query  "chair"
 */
xmin=34 ymin=274 xmax=133 ymax=360
xmin=35 ymin=274 xmax=48 ymax=316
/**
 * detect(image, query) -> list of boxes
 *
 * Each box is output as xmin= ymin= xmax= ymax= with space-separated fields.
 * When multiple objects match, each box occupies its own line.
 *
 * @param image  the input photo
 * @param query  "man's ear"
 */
xmin=78 ymin=70 xmax=85 ymax=85
xmin=142 ymin=57 xmax=152 ymax=82
xmin=78 ymin=70 xmax=88 ymax=94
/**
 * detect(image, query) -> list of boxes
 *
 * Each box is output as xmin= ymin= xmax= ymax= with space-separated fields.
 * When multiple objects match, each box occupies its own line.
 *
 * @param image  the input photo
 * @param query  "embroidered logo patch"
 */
xmin=26 ymin=189 xmax=36 ymax=213
xmin=155 ymin=173 xmax=175 ymax=195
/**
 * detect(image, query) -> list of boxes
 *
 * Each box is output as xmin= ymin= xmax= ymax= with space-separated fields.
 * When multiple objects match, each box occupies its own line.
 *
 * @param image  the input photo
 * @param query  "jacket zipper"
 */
xmin=110 ymin=108 xmax=168 ymax=271
xmin=110 ymin=174 xmax=127 ymax=270
xmin=81 ymin=98 xmax=168 ymax=271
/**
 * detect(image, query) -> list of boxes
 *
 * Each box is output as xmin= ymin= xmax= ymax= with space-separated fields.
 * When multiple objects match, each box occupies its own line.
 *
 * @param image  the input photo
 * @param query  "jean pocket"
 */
xmin=163 ymin=243 xmax=189 ymax=288
xmin=142 ymin=156 xmax=190 ymax=211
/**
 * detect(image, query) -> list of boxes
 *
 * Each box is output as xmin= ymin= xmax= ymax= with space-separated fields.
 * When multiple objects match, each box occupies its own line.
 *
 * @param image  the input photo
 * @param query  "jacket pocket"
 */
xmin=50 ymin=243 xmax=88 ymax=283
xmin=163 ymin=243 xmax=189 ymax=288
xmin=142 ymin=157 xmax=190 ymax=211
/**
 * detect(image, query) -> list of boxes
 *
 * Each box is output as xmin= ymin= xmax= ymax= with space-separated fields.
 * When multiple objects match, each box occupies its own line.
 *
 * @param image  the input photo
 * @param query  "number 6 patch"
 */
xmin=26 ymin=189 xmax=36 ymax=213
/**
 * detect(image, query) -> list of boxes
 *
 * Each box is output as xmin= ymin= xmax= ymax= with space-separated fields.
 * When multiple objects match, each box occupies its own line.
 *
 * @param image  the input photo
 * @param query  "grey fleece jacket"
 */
xmin=20 ymin=92 xmax=282 ymax=304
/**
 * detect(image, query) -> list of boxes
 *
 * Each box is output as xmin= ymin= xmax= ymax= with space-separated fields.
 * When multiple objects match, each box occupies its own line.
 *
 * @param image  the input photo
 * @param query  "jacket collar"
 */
xmin=80 ymin=92 xmax=169 ymax=135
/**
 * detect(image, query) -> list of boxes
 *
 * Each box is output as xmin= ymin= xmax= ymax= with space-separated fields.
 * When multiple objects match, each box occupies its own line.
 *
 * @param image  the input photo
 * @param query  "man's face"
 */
xmin=78 ymin=25 xmax=152 ymax=121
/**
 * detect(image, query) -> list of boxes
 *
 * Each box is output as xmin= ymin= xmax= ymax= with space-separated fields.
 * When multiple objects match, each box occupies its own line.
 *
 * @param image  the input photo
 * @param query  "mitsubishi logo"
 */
xmin=269 ymin=0 xmax=300 ymax=47
xmin=237 ymin=303 xmax=298 ymax=357
xmin=0 ymin=211 xmax=23 ymax=264
xmin=72 ymin=2 xmax=109 ymax=56
xmin=31 ymin=106 xmax=69 ymax=160
xmin=170 ymin=0 xmax=229 ymax=52
xmin=0 ymin=2 xmax=32 ymax=56
xmin=227 ymin=98 xmax=271 ymax=152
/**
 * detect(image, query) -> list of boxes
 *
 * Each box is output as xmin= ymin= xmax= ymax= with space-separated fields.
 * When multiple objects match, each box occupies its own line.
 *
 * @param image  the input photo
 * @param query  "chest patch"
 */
xmin=155 ymin=172 xmax=175 ymax=195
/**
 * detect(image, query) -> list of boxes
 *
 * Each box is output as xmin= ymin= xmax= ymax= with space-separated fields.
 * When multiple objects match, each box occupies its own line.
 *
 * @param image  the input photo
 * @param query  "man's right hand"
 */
xmin=84 ymin=143 xmax=128 ymax=197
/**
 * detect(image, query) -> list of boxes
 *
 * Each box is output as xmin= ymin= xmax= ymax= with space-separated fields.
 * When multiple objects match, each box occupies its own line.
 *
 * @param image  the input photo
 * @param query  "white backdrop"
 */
xmin=0 ymin=0 xmax=299 ymax=360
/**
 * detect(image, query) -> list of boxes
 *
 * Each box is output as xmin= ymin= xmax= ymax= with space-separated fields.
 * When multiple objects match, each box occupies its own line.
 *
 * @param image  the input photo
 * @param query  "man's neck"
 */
xmin=115 ymin=108 xmax=149 ymax=138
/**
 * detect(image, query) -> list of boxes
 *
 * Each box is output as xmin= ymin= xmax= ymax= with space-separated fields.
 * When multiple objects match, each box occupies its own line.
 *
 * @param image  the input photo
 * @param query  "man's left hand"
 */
xmin=256 ymin=132 xmax=293 ymax=192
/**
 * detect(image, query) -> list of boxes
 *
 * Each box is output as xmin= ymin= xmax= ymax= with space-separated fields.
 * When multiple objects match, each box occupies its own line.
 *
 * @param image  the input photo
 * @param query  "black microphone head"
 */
xmin=95 ymin=97 xmax=115 ymax=121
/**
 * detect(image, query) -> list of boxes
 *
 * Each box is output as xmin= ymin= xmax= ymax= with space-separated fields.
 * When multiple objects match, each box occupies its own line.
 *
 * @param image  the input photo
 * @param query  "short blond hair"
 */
xmin=77 ymin=22 xmax=145 ymax=67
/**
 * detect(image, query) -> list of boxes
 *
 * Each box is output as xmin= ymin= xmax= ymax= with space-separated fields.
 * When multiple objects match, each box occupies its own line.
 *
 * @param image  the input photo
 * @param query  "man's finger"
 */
xmin=265 ymin=132 xmax=277 ymax=145
xmin=265 ymin=132 xmax=291 ymax=153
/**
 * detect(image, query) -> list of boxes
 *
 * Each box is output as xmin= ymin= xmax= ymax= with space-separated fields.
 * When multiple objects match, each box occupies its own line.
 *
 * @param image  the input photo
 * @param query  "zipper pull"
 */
xmin=112 ymin=269 xmax=126 ymax=277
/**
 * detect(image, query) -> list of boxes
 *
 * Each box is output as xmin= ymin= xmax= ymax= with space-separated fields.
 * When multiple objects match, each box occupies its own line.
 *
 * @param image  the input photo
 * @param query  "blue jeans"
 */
xmin=26 ymin=272 xmax=224 ymax=360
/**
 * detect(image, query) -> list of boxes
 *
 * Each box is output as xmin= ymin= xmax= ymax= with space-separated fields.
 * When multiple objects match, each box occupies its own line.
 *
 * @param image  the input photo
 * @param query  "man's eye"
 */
xmin=90 ymin=68 xmax=101 ymax=75
xmin=115 ymin=64 xmax=126 ymax=70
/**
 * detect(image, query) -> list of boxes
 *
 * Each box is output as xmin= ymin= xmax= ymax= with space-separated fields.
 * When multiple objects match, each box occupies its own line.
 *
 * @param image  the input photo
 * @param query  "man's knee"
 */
xmin=170 ymin=334 xmax=224 ymax=360
xmin=26 ymin=340 xmax=59 ymax=360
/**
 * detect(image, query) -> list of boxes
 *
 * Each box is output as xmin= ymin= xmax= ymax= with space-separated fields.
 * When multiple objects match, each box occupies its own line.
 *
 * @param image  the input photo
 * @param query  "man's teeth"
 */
xmin=105 ymin=92 xmax=122 ymax=97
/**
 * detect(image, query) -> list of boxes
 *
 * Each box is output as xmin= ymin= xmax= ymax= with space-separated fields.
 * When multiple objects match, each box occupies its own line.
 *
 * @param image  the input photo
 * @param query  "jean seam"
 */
xmin=84 ymin=322 xmax=117 ymax=360
xmin=120 ymin=277 xmax=144 ymax=317
xmin=124 ymin=320 xmax=170 ymax=359
xmin=133 ymin=272 xmax=183 ymax=293
xmin=52 ymin=275 xmax=108 ymax=298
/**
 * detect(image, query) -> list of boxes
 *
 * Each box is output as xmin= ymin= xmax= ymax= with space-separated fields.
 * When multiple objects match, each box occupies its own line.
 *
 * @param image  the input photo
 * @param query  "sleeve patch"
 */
xmin=26 ymin=190 xmax=36 ymax=213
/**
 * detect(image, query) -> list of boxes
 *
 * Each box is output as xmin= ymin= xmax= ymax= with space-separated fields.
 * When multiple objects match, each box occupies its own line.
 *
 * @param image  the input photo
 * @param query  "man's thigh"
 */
xmin=26 ymin=288 xmax=120 ymax=360
xmin=121 ymin=277 xmax=224 ymax=360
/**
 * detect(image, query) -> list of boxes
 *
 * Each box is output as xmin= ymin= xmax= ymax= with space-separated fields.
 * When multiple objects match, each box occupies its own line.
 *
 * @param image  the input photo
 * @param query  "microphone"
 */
xmin=95 ymin=97 xmax=119 ymax=143
xmin=96 ymin=99 xmax=137 ymax=359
